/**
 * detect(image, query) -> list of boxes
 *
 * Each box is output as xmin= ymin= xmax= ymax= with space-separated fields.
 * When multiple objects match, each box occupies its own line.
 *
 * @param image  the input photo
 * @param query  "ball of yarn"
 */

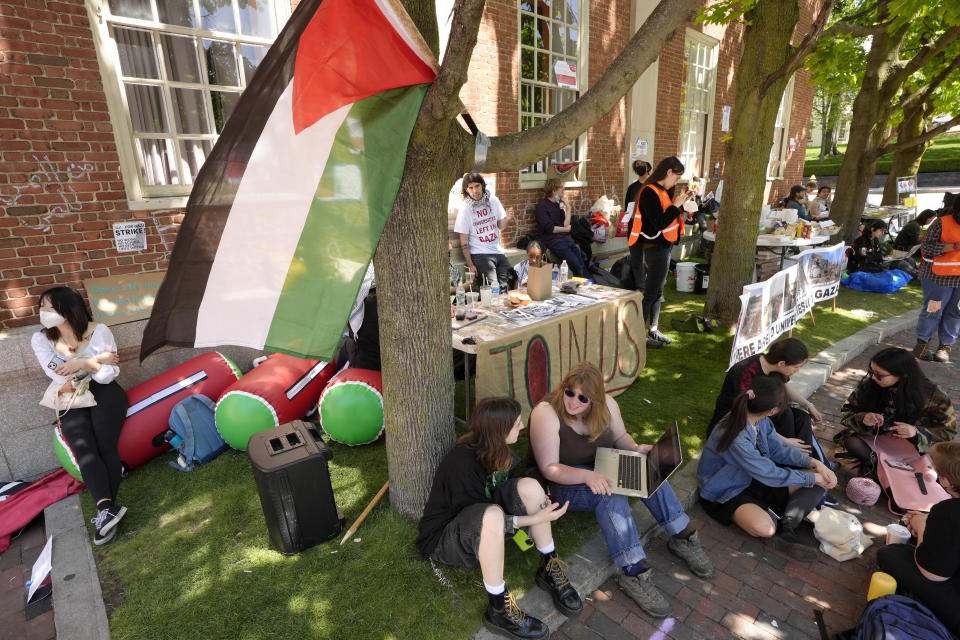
xmin=846 ymin=477 xmax=881 ymax=506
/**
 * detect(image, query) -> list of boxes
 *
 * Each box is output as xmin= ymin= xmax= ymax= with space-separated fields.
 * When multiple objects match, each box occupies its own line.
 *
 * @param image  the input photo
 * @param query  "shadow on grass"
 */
xmin=88 ymin=276 xmax=923 ymax=639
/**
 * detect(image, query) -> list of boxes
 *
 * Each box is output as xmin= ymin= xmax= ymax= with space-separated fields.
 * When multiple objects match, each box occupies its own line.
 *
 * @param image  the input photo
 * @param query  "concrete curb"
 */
xmin=473 ymin=308 xmax=921 ymax=639
xmin=45 ymin=494 xmax=111 ymax=640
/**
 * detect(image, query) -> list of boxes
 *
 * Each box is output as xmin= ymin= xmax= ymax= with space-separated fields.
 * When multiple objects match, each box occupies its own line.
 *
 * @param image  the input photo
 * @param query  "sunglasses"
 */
xmin=564 ymin=389 xmax=591 ymax=404
xmin=868 ymin=367 xmax=893 ymax=380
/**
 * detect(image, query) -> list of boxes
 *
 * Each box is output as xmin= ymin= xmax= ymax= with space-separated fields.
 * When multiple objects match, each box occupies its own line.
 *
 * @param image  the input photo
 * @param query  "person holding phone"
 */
xmin=626 ymin=156 xmax=692 ymax=349
xmin=834 ymin=347 xmax=956 ymax=475
xmin=417 ymin=397 xmax=582 ymax=639
xmin=878 ymin=441 xmax=960 ymax=637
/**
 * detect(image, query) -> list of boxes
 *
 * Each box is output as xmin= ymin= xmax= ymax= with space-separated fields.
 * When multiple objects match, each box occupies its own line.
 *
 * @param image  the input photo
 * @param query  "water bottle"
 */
xmin=490 ymin=280 xmax=500 ymax=306
xmin=559 ymin=260 xmax=569 ymax=283
xmin=455 ymin=280 xmax=465 ymax=307
xmin=552 ymin=263 xmax=559 ymax=283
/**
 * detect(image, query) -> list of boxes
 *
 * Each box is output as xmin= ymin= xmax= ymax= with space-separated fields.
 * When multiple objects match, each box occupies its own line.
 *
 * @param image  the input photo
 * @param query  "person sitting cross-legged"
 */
xmin=416 ymin=397 xmax=582 ymax=640
xmin=528 ymin=362 xmax=714 ymax=620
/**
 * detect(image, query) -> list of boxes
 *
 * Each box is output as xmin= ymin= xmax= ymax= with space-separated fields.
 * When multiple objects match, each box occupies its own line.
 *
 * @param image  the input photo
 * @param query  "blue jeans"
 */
xmin=550 ymin=467 xmax=690 ymax=568
xmin=548 ymin=239 xmax=589 ymax=278
xmin=917 ymin=279 xmax=960 ymax=346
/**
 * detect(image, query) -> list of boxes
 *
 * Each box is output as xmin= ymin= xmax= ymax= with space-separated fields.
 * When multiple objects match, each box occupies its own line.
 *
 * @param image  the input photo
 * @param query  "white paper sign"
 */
xmin=27 ymin=536 xmax=52 ymax=603
xmin=113 ymin=221 xmax=146 ymax=253
xmin=634 ymin=137 xmax=648 ymax=159
xmin=721 ymin=105 xmax=731 ymax=132
xmin=554 ymin=60 xmax=577 ymax=89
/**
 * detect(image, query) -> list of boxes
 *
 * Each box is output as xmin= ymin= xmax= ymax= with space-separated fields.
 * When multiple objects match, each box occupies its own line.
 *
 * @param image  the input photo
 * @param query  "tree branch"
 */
xmin=482 ymin=0 xmax=703 ymax=173
xmin=898 ymin=54 xmax=960 ymax=115
xmin=758 ymin=0 xmax=834 ymax=96
xmin=879 ymin=113 xmax=960 ymax=155
xmin=825 ymin=20 xmax=886 ymax=38
xmin=891 ymin=26 xmax=960 ymax=88
xmin=418 ymin=0 xmax=486 ymax=126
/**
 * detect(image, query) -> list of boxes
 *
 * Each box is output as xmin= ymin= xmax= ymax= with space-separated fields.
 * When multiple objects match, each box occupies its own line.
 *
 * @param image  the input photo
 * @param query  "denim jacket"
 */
xmin=697 ymin=416 xmax=815 ymax=503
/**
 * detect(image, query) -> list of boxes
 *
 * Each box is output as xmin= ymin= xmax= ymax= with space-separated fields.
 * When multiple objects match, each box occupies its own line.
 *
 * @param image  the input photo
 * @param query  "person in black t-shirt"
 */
xmin=878 ymin=441 xmax=960 ymax=636
xmin=416 ymin=397 xmax=582 ymax=639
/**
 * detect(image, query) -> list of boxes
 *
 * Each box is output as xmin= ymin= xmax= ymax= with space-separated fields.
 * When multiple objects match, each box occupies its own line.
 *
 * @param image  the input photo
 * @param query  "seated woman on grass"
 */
xmin=698 ymin=375 xmax=837 ymax=561
xmin=878 ymin=441 xmax=960 ymax=637
xmin=833 ymin=347 xmax=956 ymax=476
xmin=528 ymin=362 xmax=714 ymax=620
xmin=416 ymin=397 xmax=582 ymax=640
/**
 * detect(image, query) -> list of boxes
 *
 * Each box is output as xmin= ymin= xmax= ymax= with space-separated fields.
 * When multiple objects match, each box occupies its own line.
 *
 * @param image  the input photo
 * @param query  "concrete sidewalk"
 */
xmin=548 ymin=319 xmax=958 ymax=640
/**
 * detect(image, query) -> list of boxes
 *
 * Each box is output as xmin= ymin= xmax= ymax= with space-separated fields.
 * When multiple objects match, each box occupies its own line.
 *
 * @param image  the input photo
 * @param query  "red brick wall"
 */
xmin=0 ymin=0 xmax=178 ymax=328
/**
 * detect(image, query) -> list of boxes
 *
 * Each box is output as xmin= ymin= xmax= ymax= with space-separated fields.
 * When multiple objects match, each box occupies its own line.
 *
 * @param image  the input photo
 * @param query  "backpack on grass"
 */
xmin=166 ymin=394 xmax=228 ymax=472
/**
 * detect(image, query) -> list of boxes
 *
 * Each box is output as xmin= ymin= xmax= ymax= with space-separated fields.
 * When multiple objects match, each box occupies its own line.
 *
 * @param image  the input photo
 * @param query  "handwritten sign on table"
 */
xmin=83 ymin=271 xmax=166 ymax=326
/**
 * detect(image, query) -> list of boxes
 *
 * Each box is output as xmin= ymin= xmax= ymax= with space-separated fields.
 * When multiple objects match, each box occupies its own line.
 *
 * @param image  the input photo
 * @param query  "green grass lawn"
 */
xmin=804 ymin=132 xmax=960 ymax=177
xmin=86 ymin=277 xmax=924 ymax=640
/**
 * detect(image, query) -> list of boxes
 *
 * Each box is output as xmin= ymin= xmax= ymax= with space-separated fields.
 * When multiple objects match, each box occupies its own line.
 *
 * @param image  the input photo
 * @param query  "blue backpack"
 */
xmin=853 ymin=595 xmax=952 ymax=640
xmin=166 ymin=394 xmax=229 ymax=472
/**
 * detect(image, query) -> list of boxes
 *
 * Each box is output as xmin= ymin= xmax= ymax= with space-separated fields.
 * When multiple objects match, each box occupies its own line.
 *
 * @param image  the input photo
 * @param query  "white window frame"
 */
xmin=767 ymin=75 xmax=795 ymax=180
xmin=677 ymin=29 xmax=718 ymax=182
xmin=517 ymin=0 xmax=590 ymax=189
xmin=85 ymin=0 xmax=291 ymax=208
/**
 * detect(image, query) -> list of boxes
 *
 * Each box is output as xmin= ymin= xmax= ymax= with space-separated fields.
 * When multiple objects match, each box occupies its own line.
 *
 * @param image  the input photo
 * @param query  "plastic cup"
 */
xmin=885 ymin=523 xmax=911 ymax=545
xmin=479 ymin=285 xmax=492 ymax=307
xmin=466 ymin=292 xmax=479 ymax=308
xmin=454 ymin=303 xmax=466 ymax=321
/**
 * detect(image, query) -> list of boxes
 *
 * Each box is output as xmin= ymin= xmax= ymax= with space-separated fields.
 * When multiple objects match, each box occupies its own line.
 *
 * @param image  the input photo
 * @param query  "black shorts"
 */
xmin=699 ymin=479 xmax=789 ymax=526
xmin=430 ymin=478 xmax=527 ymax=568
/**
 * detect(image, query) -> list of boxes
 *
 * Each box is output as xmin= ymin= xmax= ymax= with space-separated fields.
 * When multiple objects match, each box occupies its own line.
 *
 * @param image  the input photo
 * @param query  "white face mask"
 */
xmin=39 ymin=310 xmax=66 ymax=329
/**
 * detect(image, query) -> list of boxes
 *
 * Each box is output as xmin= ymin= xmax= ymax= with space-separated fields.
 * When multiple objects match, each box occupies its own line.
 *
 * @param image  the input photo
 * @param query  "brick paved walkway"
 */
xmin=555 ymin=328 xmax=960 ymax=640
xmin=0 ymin=515 xmax=55 ymax=640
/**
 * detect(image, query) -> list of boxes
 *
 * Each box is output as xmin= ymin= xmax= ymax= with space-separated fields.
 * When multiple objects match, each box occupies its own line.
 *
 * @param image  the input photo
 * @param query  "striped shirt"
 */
xmin=919 ymin=218 xmax=960 ymax=287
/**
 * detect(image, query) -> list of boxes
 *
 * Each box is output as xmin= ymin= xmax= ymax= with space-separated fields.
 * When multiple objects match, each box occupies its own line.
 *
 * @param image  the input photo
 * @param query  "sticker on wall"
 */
xmin=113 ymin=221 xmax=147 ymax=253
xmin=789 ymin=137 xmax=797 ymax=152
xmin=554 ymin=60 xmax=577 ymax=89
xmin=721 ymin=105 xmax=731 ymax=132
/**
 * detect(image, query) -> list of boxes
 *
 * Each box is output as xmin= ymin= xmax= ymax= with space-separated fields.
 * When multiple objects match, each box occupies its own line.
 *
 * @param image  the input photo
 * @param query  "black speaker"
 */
xmin=248 ymin=421 xmax=343 ymax=554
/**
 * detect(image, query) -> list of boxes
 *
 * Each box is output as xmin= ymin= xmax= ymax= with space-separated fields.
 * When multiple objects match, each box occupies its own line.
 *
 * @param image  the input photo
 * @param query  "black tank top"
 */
xmin=527 ymin=402 xmax=616 ymax=486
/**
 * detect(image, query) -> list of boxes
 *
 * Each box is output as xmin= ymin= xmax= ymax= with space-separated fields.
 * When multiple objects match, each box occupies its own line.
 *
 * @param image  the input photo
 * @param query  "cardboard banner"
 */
xmin=730 ymin=243 xmax=844 ymax=367
xmin=475 ymin=291 xmax=645 ymax=417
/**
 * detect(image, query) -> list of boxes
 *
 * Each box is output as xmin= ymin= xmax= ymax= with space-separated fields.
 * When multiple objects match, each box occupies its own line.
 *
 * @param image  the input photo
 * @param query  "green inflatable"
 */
xmin=53 ymin=426 xmax=83 ymax=481
xmin=318 ymin=368 xmax=384 ymax=446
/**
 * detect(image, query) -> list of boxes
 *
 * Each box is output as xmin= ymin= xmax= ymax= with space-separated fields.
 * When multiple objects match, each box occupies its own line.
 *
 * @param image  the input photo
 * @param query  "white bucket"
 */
xmin=676 ymin=262 xmax=696 ymax=292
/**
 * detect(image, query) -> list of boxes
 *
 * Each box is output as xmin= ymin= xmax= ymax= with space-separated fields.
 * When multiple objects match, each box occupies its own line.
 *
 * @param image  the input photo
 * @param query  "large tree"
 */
xmin=826 ymin=0 xmax=960 ymax=242
xmin=703 ymin=0 xmax=833 ymax=324
xmin=377 ymin=0 xmax=705 ymax=516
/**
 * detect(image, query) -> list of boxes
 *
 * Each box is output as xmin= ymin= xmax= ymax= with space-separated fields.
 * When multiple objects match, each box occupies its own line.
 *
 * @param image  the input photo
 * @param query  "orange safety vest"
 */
xmin=923 ymin=215 xmax=960 ymax=276
xmin=627 ymin=183 xmax=684 ymax=246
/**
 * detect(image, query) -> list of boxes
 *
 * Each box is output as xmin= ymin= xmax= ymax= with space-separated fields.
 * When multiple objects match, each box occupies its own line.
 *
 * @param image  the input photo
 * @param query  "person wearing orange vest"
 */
xmin=915 ymin=198 xmax=960 ymax=363
xmin=627 ymin=156 xmax=692 ymax=349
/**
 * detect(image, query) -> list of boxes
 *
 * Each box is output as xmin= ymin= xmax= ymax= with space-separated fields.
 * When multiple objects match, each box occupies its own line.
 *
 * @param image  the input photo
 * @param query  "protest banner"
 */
xmin=730 ymin=243 xmax=844 ymax=367
xmin=84 ymin=271 xmax=166 ymax=326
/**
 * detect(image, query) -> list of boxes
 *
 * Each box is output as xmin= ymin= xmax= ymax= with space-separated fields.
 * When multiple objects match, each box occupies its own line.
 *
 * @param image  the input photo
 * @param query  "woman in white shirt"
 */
xmin=31 ymin=286 xmax=129 ymax=545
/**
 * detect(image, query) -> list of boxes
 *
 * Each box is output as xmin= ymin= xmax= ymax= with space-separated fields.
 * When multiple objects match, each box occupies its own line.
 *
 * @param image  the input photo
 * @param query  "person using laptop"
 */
xmin=528 ymin=362 xmax=714 ymax=620
xmin=417 ymin=397 xmax=582 ymax=640
xmin=698 ymin=375 xmax=837 ymax=561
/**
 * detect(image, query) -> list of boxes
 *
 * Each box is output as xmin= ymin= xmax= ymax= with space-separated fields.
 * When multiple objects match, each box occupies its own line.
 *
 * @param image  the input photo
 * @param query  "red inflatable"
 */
xmin=117 ymin=351 xmax=241 ymax=469
xmin=215 ymin=354 xmax=337 ymax=450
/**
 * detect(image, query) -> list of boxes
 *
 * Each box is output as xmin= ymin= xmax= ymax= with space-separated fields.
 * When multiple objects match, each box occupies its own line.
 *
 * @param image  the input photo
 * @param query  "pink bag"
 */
xmin=865 ymin=434 xmax=951 ymax=515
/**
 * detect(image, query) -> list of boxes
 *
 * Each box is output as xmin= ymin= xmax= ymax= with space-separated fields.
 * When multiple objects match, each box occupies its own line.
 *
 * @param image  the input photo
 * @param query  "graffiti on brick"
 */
xmin=0 ymin=154 xmax=94 ymax=232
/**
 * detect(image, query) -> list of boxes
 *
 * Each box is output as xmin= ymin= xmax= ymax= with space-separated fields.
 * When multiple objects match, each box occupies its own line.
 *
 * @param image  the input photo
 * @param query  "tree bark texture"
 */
xmin=881 ymin=102 xmax=933 ymax=205
xmin=703 ymin=0 xmax=799 ymax=324
xmin=819 ymin=93 xmax=840 ymax=159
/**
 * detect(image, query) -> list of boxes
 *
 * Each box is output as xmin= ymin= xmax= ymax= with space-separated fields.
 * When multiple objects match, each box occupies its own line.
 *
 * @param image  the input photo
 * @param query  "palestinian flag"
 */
xmin=140 ymin=0 xmax=436 ymax=361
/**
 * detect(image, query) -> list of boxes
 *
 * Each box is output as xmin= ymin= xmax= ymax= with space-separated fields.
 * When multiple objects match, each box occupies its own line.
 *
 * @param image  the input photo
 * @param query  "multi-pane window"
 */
xmin=519 ymin=0 xmax=582 ymax=179
xmin=678 ymin=33 xmax=718 ymax=181
xmin=767 ymin=76 xmax=795 ymax=179
xmin=98 ymin=0 xmax=285 ymax=198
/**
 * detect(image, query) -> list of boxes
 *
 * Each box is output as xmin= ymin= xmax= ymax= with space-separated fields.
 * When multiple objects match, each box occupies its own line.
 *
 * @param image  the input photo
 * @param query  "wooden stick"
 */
xmin=808 ymin=309 xmax=816 ymax=327
xmin=831 ymin=298 xmax=837 ymax=312
xmin=339 ymin=480 xmax=390 ymax=545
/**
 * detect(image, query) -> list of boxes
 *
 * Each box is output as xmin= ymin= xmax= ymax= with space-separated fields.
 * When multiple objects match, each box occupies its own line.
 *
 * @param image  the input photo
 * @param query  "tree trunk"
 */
xmin=703 ymin=0 xmax=799 ymax=324
xmin=820 ymin=93 xmax=839 ymax=161
xmin=829 ymin=20 xmax=904 ymax=244
xmin=881 ymin=104 xmax=933 ymax=205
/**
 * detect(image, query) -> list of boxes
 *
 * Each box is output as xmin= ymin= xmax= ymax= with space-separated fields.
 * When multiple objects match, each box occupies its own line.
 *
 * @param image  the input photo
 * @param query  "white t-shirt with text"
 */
xmin=454 ymin=193 xmax=507 ymax=255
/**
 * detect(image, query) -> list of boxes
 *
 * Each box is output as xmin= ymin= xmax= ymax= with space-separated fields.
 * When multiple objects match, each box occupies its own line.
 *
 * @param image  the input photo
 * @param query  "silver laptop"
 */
xmin=593 ymin=421 xmax=683 ymax=498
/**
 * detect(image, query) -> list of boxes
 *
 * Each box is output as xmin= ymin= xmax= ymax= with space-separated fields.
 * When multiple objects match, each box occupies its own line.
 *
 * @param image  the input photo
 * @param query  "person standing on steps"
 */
xmin=914 ymin=197 xmax=960 ymax=363
xmin=626 ymin=156 xmax=692 ymax=350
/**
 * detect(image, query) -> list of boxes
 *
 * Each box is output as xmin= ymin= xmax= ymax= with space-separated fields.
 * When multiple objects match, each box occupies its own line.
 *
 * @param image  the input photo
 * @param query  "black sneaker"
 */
xmin=645 ymin=335 xmax=663 ymax=349
xmin=767 ymin=529 xmax=818 ymax=562
xmin=822 ymin=491 xmax=840 ymax=508
xmin=91 ymin=504 xmax=127 ymax=545
xmin=483 ymin=590 xmax=548 ymax=639
xmin=535 ymin=555 xmax=583 ymax=617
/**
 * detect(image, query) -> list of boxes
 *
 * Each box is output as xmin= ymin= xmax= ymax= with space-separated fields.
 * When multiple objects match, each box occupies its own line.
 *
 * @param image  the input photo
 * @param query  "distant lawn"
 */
xmin=87 ymin=277 xmax=924 ymax=640
xmin=804 ymin=132 xmax=960 ymax=177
